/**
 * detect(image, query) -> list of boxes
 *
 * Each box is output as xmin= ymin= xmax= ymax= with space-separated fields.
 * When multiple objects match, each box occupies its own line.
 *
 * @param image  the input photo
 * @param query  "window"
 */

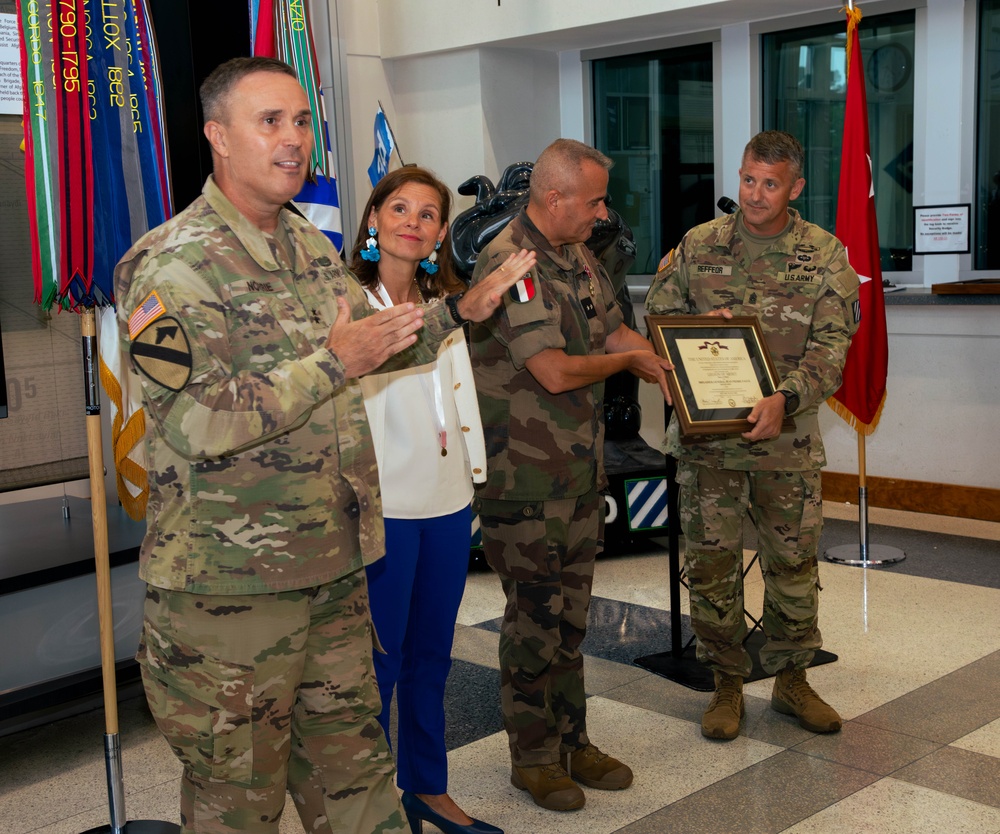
xmin=977 ymin=0 xmax=1000 ymax=269
xmin=762 ymin=11 xmax=915 ymax=272
xmin=593 ymin=43 xmax=714 ymax=276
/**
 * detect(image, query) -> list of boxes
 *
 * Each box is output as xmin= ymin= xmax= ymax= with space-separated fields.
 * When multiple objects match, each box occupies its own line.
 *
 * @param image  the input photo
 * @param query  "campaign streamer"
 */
xmin=16 ymin=0 xmax=171 ymax=309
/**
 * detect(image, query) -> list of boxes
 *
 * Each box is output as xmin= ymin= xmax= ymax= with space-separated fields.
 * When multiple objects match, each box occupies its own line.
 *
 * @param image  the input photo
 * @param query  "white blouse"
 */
xmin=360 ymin=285 xmax=487 ymax=519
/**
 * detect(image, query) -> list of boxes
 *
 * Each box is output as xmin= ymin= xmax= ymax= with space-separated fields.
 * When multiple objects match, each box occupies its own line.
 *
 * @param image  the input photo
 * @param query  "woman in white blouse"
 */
xmin=349 ymin=166 xmax=525 ymax=834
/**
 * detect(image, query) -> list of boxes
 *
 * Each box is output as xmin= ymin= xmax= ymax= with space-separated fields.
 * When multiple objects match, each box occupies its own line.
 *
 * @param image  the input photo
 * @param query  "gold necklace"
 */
xmin=412 ymin=277 xmax=426 ymax=304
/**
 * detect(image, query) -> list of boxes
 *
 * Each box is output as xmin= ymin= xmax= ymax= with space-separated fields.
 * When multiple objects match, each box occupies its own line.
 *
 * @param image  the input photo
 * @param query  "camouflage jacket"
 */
xmin=115 ymin=176 xmax=454 ymax=594
xmin=469 ymin=209 xmax=624 ymax=500
xmin=645 ymin=209 xmax=859 ymax=471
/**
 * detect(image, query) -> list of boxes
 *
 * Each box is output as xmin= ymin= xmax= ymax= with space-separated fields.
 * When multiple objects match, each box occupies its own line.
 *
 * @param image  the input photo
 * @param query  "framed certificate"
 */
xmin=644 ymin=315 xmax=793 ymax=437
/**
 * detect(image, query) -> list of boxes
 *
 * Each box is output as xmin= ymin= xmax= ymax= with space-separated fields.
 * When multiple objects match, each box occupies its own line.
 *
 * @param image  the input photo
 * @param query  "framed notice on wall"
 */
xmin=0 ymin=13 xmax=21 ymax=116
xmin=913 ymin=204 xmax=971 ymax=255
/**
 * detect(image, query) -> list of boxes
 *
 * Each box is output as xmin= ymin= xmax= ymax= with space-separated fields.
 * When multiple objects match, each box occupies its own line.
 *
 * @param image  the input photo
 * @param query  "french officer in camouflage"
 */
xmin=115 ymin=57 xmax=532 ymax=834
xmin=645 ymin=131 xmax=860 ymax=741
xmin=469 ymin=139 xmax=672 ymax=813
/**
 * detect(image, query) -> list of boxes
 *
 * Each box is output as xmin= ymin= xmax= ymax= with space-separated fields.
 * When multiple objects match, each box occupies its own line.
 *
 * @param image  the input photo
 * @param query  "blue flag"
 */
xmin=294 ymin=93 xmax=343 ymax=251
xmin=295 ymin=173 xmax=343 ymax=252
xmin=367 ymin=108 xmax=395 ymax=186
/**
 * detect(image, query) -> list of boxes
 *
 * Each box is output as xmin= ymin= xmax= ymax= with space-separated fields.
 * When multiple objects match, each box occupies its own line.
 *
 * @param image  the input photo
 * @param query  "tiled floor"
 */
xmin=2 ymin=503 xmax=999 ymax=834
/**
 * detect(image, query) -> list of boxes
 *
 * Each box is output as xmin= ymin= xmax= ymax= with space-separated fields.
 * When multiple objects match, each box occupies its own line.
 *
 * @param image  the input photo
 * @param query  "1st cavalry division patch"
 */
xmin=130 ymin=317 xmax=193 ymax=392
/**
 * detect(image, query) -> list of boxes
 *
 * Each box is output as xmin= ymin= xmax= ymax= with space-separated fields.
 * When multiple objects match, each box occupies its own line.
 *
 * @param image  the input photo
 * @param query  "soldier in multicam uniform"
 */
xmin=469 ymin=139 xmax=673 ymax=812
xmin=114 ymin=57 xmax=533 ymax=834
xmin=645 ymin=131 xmax=860 ymax=741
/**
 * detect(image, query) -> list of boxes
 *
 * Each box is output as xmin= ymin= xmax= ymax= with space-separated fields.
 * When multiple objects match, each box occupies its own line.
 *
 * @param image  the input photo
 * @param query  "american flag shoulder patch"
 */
xmin=128 ymin=290 xmax=167 ymax=339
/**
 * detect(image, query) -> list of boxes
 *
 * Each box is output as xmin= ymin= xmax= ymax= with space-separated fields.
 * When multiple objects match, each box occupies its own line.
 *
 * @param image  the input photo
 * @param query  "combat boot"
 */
xmin=567 ymin=743 xmax=633 ymax=789
xmin=511 ymin=762 xmax=586 ymax=811
xmin=701 ymin=671 xmax=744 ymax=739
xmin=771 ymin=667 xmax=842 ymax=733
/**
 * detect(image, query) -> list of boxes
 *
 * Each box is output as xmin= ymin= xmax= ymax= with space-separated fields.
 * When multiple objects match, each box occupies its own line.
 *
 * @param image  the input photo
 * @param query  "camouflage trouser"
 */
xmin=137 ymin=569 xmax=407 ymax=834
xmin=675 ymin=461 xmax=824 ymax=678
xmin=475 ymin=489 xmax=601 ymax=767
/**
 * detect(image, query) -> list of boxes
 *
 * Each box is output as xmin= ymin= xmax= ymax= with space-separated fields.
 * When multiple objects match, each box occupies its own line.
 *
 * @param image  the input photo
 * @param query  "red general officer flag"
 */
xmin=829 ymin=4 xmax=888 ymax=434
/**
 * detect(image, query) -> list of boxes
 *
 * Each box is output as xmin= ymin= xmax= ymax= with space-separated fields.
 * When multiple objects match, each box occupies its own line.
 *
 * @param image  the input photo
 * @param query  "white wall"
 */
xmin=558 ymin=50 xmax=587 ymax=141
xmin=335 ymin=0 xmax=387 ymax=231
xmin=337 ymin=13 xmax=561 ymax=223
xmin=717 ymin=23 xmax=754 ymax=202
xmin=820 ymin=305 xmax=1000 ymax=490
xmin=375 ymin=0 xmax=842 ymax=59
xmin=386 ymin=50 xmax=489 ymax=191
xmin=479 ymin=48 xmax=562 ymax=180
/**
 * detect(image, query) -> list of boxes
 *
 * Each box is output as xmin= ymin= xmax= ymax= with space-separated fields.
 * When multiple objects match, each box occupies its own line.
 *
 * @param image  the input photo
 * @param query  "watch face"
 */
xmin=866 ymin=43 xmax=911 ymax=93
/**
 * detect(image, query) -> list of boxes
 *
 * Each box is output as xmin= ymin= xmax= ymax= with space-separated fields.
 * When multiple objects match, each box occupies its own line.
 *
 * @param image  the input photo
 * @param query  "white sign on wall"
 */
xmin=913 ymin=204 xmax=971 ymax=255
xmin=1 ymin=13 xmax=22 ymax=116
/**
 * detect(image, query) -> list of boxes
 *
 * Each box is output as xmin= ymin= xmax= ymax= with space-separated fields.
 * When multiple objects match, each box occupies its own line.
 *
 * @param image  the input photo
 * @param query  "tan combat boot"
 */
xmin=701 ymin=671 xmax=744 ymax=739
xmin=771 ymin=667 xmax=842 ymax=733
xmin=568 ymin=743 xmax=633 ymax=789
xmin=511 ymin=762 xmax=586 ymax=811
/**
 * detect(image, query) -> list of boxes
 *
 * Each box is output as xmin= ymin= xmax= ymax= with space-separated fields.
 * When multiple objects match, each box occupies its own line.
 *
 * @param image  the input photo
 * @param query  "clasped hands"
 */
xmin=327 ymin=249 xmax=537 ymax=379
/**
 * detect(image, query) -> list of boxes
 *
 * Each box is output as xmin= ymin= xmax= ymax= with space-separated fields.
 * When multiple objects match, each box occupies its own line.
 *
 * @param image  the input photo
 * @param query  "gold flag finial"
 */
xmin=842 ymin=4 xmax=864 ymax=76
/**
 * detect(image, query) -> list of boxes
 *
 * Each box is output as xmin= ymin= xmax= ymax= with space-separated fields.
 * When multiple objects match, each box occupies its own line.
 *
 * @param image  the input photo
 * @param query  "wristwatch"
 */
xmin=445 ymin=292 xmax=467 ymax=326
xmin=778 ymin=389 xmax=800 ymax=416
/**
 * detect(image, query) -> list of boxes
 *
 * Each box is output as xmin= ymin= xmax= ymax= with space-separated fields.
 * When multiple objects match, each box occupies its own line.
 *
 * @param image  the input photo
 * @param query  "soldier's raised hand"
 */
xmin=458 ymin=249 xmax=538 ymax=322
xmin=326 ymin=296 xmax=425 ymax=378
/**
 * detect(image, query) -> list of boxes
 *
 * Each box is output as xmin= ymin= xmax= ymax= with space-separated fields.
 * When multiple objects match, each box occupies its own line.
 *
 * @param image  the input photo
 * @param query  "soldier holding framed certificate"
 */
xmin=644 ymin=314 xmax=794 ymax=437
xmin=645 ymin=131 xmax=860 ymax=742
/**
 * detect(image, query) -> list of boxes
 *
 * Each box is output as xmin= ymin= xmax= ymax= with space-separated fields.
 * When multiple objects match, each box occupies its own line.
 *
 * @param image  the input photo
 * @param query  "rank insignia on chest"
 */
xmin=581 ymin=297 xmax=598 ymax=319
xmin=509 ymin=274 xmax=536 ymax=303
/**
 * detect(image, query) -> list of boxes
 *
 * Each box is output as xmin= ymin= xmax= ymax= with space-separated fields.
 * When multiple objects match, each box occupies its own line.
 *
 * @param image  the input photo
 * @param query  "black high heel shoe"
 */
xmin=400 ymin=791 xmax=503 ymax=834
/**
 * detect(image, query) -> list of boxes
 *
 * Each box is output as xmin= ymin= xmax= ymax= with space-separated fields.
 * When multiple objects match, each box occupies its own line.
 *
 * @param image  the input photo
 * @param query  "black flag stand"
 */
xmin=824 ymin=433 xmax=905 ymax=567
xmin=78 ymin=308 xmax=179 ymax=834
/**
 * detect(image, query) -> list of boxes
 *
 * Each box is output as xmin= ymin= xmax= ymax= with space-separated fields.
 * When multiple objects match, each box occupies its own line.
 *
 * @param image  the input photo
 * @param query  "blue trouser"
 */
xmin=365 ymin=504 xmax=471 ymax=794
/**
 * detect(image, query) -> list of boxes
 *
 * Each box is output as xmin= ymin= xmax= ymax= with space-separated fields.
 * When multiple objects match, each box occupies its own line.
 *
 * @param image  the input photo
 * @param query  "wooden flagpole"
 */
xmin=80 ymin=309 xmax=177 ymax=834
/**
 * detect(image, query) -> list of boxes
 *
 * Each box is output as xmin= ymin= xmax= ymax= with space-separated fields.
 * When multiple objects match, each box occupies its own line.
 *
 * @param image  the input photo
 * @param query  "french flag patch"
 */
xmin=509 ymin=273 xmax=536 ymax=303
